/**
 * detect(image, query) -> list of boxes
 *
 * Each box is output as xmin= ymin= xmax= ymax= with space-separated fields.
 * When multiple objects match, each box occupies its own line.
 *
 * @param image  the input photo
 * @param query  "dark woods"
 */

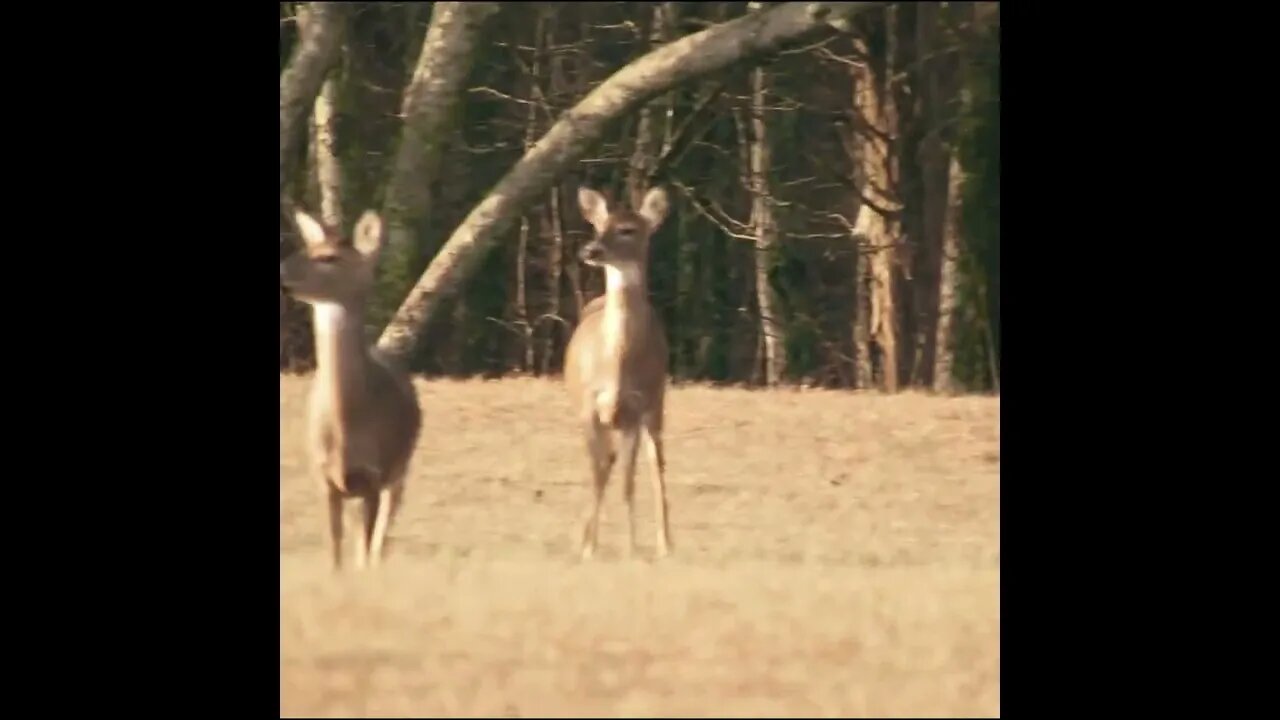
xmin=279 ymin=1 xmax=1000 ymax=393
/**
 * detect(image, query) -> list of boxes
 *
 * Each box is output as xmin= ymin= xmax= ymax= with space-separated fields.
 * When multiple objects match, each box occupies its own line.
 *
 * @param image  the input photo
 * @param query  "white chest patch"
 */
xmin=312 ymin=302 xmax=348 ymax=333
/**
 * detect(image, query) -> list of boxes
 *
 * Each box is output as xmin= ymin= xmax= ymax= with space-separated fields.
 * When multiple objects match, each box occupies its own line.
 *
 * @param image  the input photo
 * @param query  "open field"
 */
xmin=280 ymin=375 xmax=1000 ymax=717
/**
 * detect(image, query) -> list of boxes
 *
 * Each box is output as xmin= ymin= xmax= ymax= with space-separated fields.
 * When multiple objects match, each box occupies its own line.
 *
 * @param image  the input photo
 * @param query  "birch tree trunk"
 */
xmin=376 ymin=1 xmax=886 ymax=363
xmin=933 ymin=153 xmax=963 ymax=393
xmin=748 ymin=1 xmax=787 ymax=385
xmin=311 ymin=73 xmax=343 ymax=229
xmin=516 ymin=9 xmax=547 ymax=373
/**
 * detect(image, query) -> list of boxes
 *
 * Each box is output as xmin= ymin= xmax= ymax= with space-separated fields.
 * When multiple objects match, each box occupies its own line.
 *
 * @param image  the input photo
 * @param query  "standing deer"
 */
xmin=279 ymin=209 xmax=422 ymax=570
xmin=564 ymin=186 xmax=673 ymax=560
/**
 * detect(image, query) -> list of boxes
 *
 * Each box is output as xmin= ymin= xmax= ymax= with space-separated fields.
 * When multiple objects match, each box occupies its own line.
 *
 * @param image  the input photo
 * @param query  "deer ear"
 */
xmin=578 ymin=187 xmax=611 ymax=233
xmin=638 ymin=186 xmax=670 ymax=230
xmin=352 ymin=211 xmax=384 ymax=258
xmin=294 ymin=210 xmax=327 ymax=249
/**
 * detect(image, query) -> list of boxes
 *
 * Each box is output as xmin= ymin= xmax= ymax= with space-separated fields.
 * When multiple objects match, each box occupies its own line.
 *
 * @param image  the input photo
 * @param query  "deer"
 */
xmin=279 ymin=209 xmax=422 ymax=571
xmin=564 ymin=185 xmax=673 ymax=560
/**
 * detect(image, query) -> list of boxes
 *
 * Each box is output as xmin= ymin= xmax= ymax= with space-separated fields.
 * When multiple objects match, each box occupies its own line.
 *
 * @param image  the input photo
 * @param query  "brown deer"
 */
xmin=279 ymin=209 xmax=422 ymax=570
xmin=564 ymin=186 xmax=673 ymax=560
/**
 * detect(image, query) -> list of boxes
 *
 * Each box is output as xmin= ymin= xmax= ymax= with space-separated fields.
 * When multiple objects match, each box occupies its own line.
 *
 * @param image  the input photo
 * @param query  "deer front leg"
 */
xmin=616 ymin=428 xmax=641 ymax=559
xmin=641 ymin=422 xmax=672 ymax=558
xmin=580 ymin=416 xmax=613 ymax=560
xmin=365 ymin=484 xmax=395 ymax=567
xmin=327 ymin=486 xmax=344 ymax=570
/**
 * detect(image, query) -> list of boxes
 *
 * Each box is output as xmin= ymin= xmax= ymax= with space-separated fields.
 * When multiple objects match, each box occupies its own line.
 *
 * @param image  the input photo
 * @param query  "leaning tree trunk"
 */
xmin=375 ymin=1 xmax=886 ymax=364
xmin=377 ymin=1 xmax=501 ymax=332
xmin=851 ymin=30 xmax=904 ymax=393
xmin=280 ymin=2 xmax=347 ymax=201
xmin=747 ymin=3 xmax=787 ymax=386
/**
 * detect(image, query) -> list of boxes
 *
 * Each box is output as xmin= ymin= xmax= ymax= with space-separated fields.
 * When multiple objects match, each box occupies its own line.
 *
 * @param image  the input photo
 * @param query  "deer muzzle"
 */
xmin=580 ymin=242 xmax=605 ymax=264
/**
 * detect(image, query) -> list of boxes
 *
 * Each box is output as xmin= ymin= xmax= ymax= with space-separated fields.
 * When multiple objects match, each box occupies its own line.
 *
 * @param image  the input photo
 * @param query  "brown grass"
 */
xmin=280 ymin=376 xmax=1000 ymax=718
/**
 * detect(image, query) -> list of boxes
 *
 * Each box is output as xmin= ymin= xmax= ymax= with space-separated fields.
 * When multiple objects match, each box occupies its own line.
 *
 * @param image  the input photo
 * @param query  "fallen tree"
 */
xmin=375 ymin=1 xmax=884 ymax=362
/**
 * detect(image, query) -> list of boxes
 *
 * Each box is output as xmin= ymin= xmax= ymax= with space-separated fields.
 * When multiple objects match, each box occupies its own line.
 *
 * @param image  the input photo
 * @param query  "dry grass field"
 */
xmin=280 ymin=375 xmax=1000 ymax=718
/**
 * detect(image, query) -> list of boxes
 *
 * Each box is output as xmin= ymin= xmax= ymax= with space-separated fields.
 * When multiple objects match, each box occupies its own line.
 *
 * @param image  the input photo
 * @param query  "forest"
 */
xmin=279 ymin=1 xmax=1001 ymax=394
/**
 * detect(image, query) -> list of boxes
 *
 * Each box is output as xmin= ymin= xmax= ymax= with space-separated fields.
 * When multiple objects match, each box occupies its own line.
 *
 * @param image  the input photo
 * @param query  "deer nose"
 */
xmin=580 ymin=243 xmax=603 ymax=262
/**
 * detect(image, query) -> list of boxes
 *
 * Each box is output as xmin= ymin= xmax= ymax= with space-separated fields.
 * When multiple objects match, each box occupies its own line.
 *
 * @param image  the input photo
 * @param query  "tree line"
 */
xmin=279 ymin=1 xmax=1000 ymax=393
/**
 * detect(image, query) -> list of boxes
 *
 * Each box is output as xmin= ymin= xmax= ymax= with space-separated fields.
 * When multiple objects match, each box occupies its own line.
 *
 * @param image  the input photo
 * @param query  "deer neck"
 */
xmin=602 ymin=262 xmax=648 ymax=363
xmin=311 ymin=301 xmax=370 ymax=413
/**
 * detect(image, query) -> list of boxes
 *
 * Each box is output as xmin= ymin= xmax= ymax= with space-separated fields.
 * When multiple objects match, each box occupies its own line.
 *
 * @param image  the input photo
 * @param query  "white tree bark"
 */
xmin=377 ymin=1 xmax=885 ymax=363
xmin=311 ymin=73 xmax=343 ymax=229
xmin=748 ymin=2 xmax=786 ymax=385
xmin=933 ymin=153 xmax=963 ymax=393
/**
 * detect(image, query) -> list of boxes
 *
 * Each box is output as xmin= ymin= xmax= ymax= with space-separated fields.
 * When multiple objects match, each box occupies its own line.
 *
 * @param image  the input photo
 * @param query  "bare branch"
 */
xmin=646 ymin=82 xmax=728 ymax=184
xmin=467 ymin=86 xmax=539 ymax=106
xmin=670 ymin=181 xmax=757 ymax=241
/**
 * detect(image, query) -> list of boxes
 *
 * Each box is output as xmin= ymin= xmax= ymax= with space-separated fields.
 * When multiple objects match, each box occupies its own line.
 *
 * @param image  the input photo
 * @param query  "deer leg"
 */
xmin=616 ymin=428 xmax=641 ymax=559
xmin=327 ymin=487 xmax=344 ymax=570
xmin=366 ymin=484 xmax=396 ymax=567
xmin=580 ymin=417 xmax=613 ymax=560
xmin=353 ymin=493 xmax=374 ymax=570
xmin=641 ymin=422 xmax=672 ymax=558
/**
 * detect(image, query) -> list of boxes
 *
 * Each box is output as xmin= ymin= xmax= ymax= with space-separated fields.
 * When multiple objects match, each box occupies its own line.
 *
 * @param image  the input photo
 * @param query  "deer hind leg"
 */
xmin=327 ymin=487 xmax=344 ymax=571
xmin=580 ymin=416 xmax=614 ymax=560
xmin=615 ymin=427 xmax=642 ymax=559
xmin=641 ymin=418 xmax=672 ymax=558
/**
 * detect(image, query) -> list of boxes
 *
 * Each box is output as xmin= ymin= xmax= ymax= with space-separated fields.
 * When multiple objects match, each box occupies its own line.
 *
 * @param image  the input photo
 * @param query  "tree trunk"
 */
xmin=850 ymin=28 xmax=903 ymax=393
xmin=312 ymin=73 xmax=343 ymax=229
xmin=747 ymin=3 xmax=787 ymax=385
xmin=626 ymin=2 xmax=680 ymax=209
xmin=933 ymin=153 xmax=963 ymax=393
xmin=281 ymin=2 xmax=347 ymax=201
xmin=887 ymin=3 xmax=920 ymax=389
xmin=375 ymin=1 xmax=886 ymax=363
xmin=378 ymin=2 xmax=501 ymax=328
xmin=912 ymin=1 xmax=949 ymax=389
xmin=540 ymin=185 xmax=565 ymax=375
xmin=516 ymin=8 xmax=547 ymax=374
xmin=852 ymin=237 xmax=874 ymax=388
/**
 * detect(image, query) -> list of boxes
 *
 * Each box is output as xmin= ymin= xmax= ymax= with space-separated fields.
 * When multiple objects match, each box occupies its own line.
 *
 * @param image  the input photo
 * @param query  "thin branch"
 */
xmin=671 ymin=181 xmax=756 ymax=241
